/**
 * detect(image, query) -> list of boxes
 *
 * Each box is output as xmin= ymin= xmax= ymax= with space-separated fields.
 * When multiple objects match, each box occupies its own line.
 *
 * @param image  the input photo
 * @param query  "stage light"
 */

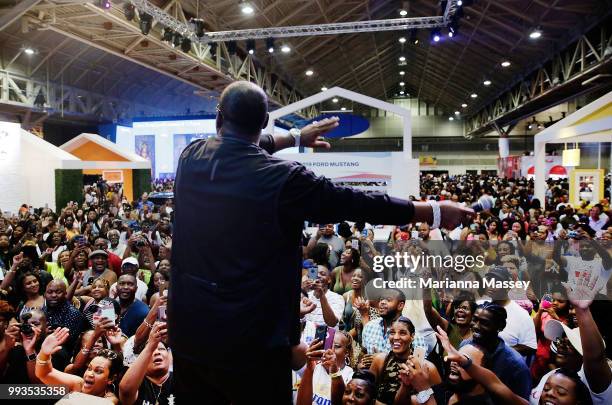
xmin=139 ymin=12 xmax=153 ymax=35
xmin=501 ymin=60 xmax=511 ymax=67
xmin=483 ymin=80 xmax=491 ymax=86
xmin=281 ymin=45 xmax=291 ymax=53
xmin=411 ymin=30 xmax=419 ymax=45
xmin=454 ymin=111 xmax=460 ymax=115
xmin=181 ymin=37 xmax=191 ymax=53
xmin=449 ymin=116 xmax=454 ymax=121
xmin=399 ymin=71 xmax=405 ymax=76
xmin=529 ymin=29 xmax=542 ymax=39
xmin=399 ymin=9 xmax=408 ymax=16
xmin=162 ymin=28 xmax=174 ymax=43
xmin=24 ymin=47 xmax=35 ymax=55
xmin=332 ymin=98 xmax=338 ymax=103
xmin=399 ymin=82 xmax=405 ymax=86
xmin=321 ymin=87 xmax=328 ymax=92
xmin=470 ymin=93 xmax=478 ymax=98
xmin=172 ymin=32 xmax=182 ymax=48
xmin=341 ymin=107 xmax=347 ymax=111
xmin=191 ymin=18 xmax=205 ymax=38
xmin=399 ymin=37 xmax=406 ymax=44
xmin=266 ymin=38 xmax=274 ymax=53
xmin=246 ymin=39 xmax=256 ymax=55
xmin=399 ymin=91 xmax=405 ymax=95
xmin=431 ymin=29 xmax=441 ymax=42
xmin=305 ymin=69 xmax=314 ymax=76
xmin=528 ymin=124 xmax=534 ymax=130
xmin=123 ymin=3 xmax=135 ymax=20
xmin=209 ymin=42 xmax=217 ymax=58
xmin=461 ymin=103 xmax=467 ymax=108
xmin=240 ymin=1 xmax=254 ymax=14
xmin=98 ymin=0 xmax=111 ymax=10
xmin=457 ymin=0 xmax=463 ymax=5
xmin=399 ymin=56 xmax=406 ymax=62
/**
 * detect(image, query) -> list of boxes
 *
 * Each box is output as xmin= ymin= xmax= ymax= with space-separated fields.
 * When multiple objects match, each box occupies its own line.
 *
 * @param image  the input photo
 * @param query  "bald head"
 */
xmin=217 ymin=81 xmax=269 ymax=138
xmin=45 ymin=280 xmax=67 ymax=307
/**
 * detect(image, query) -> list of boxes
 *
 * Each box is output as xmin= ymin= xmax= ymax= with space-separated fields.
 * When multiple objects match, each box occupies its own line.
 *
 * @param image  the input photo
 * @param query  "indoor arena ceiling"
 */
xmin=0 ymin=0 xmax=611 ymax=122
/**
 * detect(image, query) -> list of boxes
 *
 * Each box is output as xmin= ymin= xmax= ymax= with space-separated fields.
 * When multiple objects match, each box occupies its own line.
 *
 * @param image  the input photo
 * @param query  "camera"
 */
xmin=136 ymin=239 xmax=147 ymax=248
xmin=19 ymin=323 xmax=33 ymax=336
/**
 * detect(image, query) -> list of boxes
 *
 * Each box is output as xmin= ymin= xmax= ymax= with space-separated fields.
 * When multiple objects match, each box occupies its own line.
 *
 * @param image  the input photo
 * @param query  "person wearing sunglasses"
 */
xmin=35 ymin=327 xmax=122 ymax=404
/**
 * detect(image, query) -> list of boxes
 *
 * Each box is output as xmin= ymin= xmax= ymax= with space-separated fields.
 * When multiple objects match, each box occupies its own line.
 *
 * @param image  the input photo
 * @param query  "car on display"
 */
xmin=148 ymin=191 xmax=173 ymax=205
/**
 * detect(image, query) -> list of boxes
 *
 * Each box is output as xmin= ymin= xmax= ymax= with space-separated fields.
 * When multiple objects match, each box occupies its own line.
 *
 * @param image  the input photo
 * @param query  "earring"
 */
xmin=345 ymin=356 xmax=350 ymax=366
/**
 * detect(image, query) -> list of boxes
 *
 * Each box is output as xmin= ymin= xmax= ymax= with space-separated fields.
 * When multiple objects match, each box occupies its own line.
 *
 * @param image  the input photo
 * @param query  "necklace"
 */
xmin=148 ymin=373 xmax=170 ymax=405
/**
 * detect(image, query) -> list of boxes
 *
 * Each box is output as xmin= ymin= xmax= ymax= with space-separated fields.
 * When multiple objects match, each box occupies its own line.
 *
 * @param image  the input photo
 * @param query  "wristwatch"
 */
xmin=415 ymin=388 xmax=434 ymax=404
xmin=26 ymin=352 xmax=37 ymax=362
xmin=289 ymin=128 xmax=301 ymax=148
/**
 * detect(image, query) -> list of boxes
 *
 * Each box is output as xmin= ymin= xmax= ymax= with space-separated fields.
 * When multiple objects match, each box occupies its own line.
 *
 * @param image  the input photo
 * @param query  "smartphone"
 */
xmin=362 ymin=229 xmax=368 ymax=237
xmin=414 ymin=346 xmax=426 ymax=365
xmin=351 ymin=239 xmax=359 ymax=250
xmin=324 ymin=328 xmax=336 ymax=350
xmin=158 ymin=305 xmax=167 ymax=321
xmin=314 ymin=324 xmax=328 ymax=344
xmin=307 ymin=266 xmax=318 ymax=281
xmin=100 ymin=303 xmax=116 ymax=325
xmin=411 ymin=230 xmax=419 ymax=240
xmin=541 ymin=293 xmax=553 ymax=309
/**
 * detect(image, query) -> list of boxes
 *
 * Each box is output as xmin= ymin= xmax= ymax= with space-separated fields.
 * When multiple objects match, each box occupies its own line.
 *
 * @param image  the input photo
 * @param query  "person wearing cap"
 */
xmin=460 ymin=302 xmax=532 ymax=400
xmin=482 ymin=267 xmax=537 ymax=358
xmin=75 ymin=250 xmax=117 ymax=297
xmin=530 ymin=278 xmax=611 ymax=405
xmin=108 ymin=257 xmax=149 ymax=303
xmin=92 ymin=237 xmax=122 ymax=278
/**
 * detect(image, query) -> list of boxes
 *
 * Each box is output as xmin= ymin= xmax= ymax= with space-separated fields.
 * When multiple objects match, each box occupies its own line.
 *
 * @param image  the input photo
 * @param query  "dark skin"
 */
xmin=470 ymin=308 xmax=505 ymax=353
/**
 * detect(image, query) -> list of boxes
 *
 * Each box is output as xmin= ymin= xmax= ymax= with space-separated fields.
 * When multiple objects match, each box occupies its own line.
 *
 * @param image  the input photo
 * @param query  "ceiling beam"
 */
xmin=0 ymin=0 xmax=40 ymax=32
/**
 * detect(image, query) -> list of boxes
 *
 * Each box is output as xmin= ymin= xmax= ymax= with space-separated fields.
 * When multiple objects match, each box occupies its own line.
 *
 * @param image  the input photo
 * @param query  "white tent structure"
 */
xmin=0 ymin=121 xmax=80 ymax=213
xmin=265 ymin=87 xmax=420 ymax=198
xmin=534 ymin=91 xmax=612 ymax=204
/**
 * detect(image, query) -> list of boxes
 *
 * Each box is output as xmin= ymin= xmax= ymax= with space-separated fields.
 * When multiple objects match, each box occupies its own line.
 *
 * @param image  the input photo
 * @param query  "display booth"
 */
xmin=534 ymin=91 xmax=612 ymax=205
xmin=265 ymin=87 xmax=420 ymax=199
xmin=0 ymin=122 xmax=151 ymax=213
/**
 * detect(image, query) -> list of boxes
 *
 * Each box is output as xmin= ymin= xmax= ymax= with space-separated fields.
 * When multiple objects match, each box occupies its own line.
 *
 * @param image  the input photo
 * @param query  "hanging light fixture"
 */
xmin=562 ymin=144 xmax=581 ymax=167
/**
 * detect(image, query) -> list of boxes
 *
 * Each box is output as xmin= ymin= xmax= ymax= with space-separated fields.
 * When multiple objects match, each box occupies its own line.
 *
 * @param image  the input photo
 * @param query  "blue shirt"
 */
xmin=119 ymin=299 xmax=149 ymax=337
xmin=460 ymin=337 xmax=531 ymax=399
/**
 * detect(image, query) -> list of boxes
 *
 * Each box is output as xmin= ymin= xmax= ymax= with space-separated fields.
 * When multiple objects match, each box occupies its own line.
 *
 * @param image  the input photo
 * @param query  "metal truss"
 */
xmin=205 ymin=16 xmax=445 ymax=42
xmin=0 ymin=69 xmax=169 ymax=122
xmin=466 ymin=23 xmax=612 ymax=136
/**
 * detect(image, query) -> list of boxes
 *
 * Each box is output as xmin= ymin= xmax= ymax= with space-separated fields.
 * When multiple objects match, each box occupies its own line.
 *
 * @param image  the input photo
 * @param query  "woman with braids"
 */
xmin=369 ymin=317 xmax=441 ymax=405
xmin=35 ymin=327 xmax=122 ymax=404
xmin=297 ymin=330 xmax=355 ymax=405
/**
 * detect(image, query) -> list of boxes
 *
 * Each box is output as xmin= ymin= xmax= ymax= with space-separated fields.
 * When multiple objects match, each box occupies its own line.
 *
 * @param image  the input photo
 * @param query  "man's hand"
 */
xmin=22 ymin=326 xmax=42 ymax=354
xmin=439 ymin=201 xmax=474 ymax=229
xmin=300 ymin=297 xmax=317 ymax=317
xmin=299 ymin=117 xmax=340 ymax=149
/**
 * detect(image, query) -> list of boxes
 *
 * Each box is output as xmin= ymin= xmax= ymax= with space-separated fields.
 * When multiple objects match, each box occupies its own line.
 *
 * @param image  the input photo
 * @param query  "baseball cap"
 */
xmin=122 ymin=257 xmax=139 ymax=267
xmin=484 ymin=266 xmax=511 ymax=282
xmin=88 ymin=250 xmax=108 ymax=259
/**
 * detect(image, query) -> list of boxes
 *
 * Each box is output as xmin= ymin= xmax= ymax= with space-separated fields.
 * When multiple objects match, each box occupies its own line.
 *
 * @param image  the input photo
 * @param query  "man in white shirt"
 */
xmin=554 ymin=237 xmax=612 ymax=295
xmin=483 ymin=267 xmax=537 ymax=357
xmin=301 ymin=265 xmax=345 ymax=343
xmin=589 ymin=205 xmax=608 ymax=234
xmin=109 ymin=257 xmax=148 ymax=302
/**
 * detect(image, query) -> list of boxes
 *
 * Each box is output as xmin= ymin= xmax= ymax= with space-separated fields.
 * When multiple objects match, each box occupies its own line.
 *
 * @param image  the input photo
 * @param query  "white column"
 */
xmin=534 ymin=140 xmax=546 ymax=206
xmin=498 ymin=137 xmax=510 ymax=158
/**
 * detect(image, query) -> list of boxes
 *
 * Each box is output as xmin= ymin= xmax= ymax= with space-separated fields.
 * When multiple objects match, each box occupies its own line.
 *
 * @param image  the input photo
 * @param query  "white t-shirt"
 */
xmin=311 ymin=363 xmax=353 ymax=405
xmin=109 ymin=278 xmax=148 ymax=302
xmin=530 ymin=366 xmax=612 ymax=405
xmin=566 ymin=256 xmax=612 ymax=295
xmin=499 ymin=300 xmax=537 ymax=350
xmin=304 ymin=290 xmax=345 ymax=327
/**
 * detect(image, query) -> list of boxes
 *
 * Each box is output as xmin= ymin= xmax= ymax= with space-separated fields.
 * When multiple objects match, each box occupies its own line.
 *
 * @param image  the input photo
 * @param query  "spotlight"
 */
xmin=227 ymin=41 xmax=237 ymax=55
xmin=321 ymin=87 xmax=328 ymax=92
xmin=449 ymin=116 xmax=454 ymax=121
xmin=528 ymin=124 xmax=534 ymax=130
xmin=266 ymin=38 xmax=274 ymax=53
xmin=246 ymin=39 xmax=256 ymax=55
xmin=162 ymin=28 xmax=174 ymax=43
xmin=410 ymin=30 xmax=419 ymax=45
xmin=332 ymin=98 xmax=338 ymax=103
xmin=470 ymin=93 xmax=478 ymax=98
xmin=431 ymin=29 xmax=441 ymax=42
xmin=399 ymin=37 xmax=406 ymax=44
xmin=529 ymin=29 xmax=542 ymax=39
xmin=123 ymin=3 xmax=135 ymax=20
xmin=399 ymin=71 xmax=405 ymax=76
xmin=455 ymin=111 xmax=460 ymax=115
xmin=483 ymin=80 xmax=491 ymax=86
xmin=457 ymin=0 xmax=463 ymax=5
xmin=399 ymin=56 xmax=406 ymax=62
xmin=191 ymin=18 xmax=205 ymax=38
xmin=399 ymin=9 xmax=408 ymax=16
xmin=209 ymin=42 xmax=217 ymax=58
xmin=448 ymin=23 xmax=458 ymax=38
xmin=399 ymin=82 xmax=405 ymax=86
xmin=181 ymin=37 xmax=191 ymax=53
xmin=305 ymin=69 xmax=314 ymax=76
xmin=172 ymin=32 xmax=182 ymax=48
xmin=341 ymin=107 xmax=347 ymax=111
xmin=240 ymin=1 xmax=254 ymax=14
xmin=24 ymin=47 xmax=35 ymax=55
xmin=501 ymin=60 xmax=511 ymax=67
xmin=98 ymin=0 xmax=111 ymax=10
xmin=399 ymin=91 xmax=405 ymax=95
xmin=461 ymin=103 xmax=467 ymax=108
xmin=139 ymin=12 xmax=153 ymax=35
xmin=281 ymin=45 xmax=291 ymax=53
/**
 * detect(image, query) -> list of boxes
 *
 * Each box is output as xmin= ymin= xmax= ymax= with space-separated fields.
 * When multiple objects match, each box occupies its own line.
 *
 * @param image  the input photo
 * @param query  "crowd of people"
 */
xmin=0 ymin=173 xmax=610 ymax=404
